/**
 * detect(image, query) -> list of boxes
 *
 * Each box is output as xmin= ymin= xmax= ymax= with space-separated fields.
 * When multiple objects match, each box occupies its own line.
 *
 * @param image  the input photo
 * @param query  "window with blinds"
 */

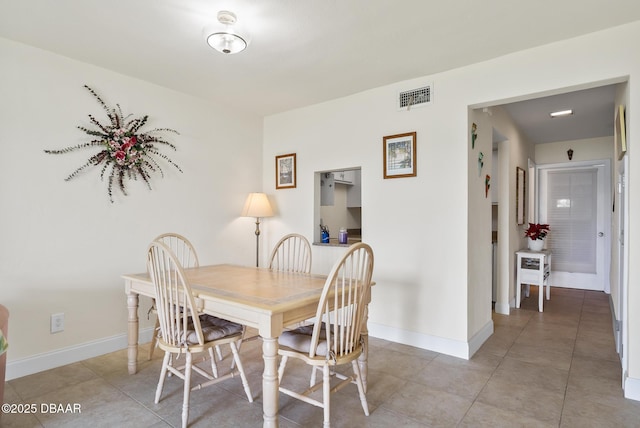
xmin=546 ymin=169 xmax=597 ymax=273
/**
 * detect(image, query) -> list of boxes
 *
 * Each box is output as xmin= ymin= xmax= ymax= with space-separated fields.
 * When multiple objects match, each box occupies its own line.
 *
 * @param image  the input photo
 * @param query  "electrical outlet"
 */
xmin=51 ymin=313 xmax=64 ymax=333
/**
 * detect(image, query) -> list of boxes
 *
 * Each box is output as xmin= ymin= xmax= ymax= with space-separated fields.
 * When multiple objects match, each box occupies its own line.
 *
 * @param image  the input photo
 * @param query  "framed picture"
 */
xmin=275 ymin=153 xmax=296 ymax=189
xmin=616 ymin=105 xmax=627 ymax=160
xmin=383 ymin=132 xmax=417 ymax=179
xmin=516 ymin=166 xmax=525 ymax=225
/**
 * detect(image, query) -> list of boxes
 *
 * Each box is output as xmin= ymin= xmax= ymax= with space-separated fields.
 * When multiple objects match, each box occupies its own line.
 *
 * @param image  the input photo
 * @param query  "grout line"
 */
xmin=558 ymin=287 xmax=584 ymax=427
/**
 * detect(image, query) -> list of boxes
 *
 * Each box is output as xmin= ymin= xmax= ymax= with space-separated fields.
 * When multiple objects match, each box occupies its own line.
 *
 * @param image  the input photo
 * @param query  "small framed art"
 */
xmin=275 ymin=153 xmax=296 ymax=189
xmin=383 ymin=132 xmax=417 ymax=179
xmin=616 ymin=105 xmax=627 ymax=160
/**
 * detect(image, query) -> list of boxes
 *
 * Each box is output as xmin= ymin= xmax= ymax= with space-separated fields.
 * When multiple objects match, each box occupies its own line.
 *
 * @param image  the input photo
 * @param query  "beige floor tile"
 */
xmin=476 ymin=377 xmax=565 ymax=424
xmin=569 ymin=355 xmax=622 ymax=382
xmin=491 ymin=356 xmax=569 ymax=393
xmin=413 ymin=357 xmax=493 ymax=400
xmin=505 ymin=341 xmax=573 ymax=371
xmin=477 ymin=325 xmax=522 ymax=358
xmin=573 ymin=332 xmax=619 ymax=362
xmin=492 ymin=311 xmax=533 ymax=329
xmin=382 ymin=381 xmax=473 ymax=426
xmin=8 ymin=362 xmax=98 ymax=401
xmin=459 ymin=401 xmax=556 ymax=428
xmin=561 ymin=390 xmax=640 ymax=427
xmin=366 ymin=348 xmax=431 ymax=381
xmin=38 ymin=377 xmax=164 ymax=427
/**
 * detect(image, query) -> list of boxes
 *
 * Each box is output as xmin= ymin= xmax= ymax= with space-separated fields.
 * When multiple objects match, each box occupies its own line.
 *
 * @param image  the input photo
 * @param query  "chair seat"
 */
xmin=161 ymin=314 xmax=244 ymax=345
xmin=198 ymin=315 xmax=244 ymax=342
xmin=279 ymin=324 xmax=329 ymax=356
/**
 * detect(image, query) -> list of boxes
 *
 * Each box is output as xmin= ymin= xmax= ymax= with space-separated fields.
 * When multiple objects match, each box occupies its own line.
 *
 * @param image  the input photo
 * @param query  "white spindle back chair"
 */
xmin=147 ymin=241 xmax=253 ymax=428
xmin=277 ymin=242 xmax=374 ymax=427
xmin=149 ymin=233 xmax=199 ymax=360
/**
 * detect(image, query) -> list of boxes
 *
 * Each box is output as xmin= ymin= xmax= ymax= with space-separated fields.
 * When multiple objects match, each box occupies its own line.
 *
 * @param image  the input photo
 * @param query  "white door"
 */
xmin=538 ymin=160 xmax=611 ymax=291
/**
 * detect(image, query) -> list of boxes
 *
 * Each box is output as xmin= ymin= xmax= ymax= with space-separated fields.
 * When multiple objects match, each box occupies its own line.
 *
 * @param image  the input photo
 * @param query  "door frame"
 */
xmin=536 ymin=159 xmax=612 ymax=293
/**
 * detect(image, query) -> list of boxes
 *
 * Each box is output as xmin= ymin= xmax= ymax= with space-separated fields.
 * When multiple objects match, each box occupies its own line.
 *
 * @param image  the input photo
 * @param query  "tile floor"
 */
xmin=3 ymin=287 xmax=640 ymax=427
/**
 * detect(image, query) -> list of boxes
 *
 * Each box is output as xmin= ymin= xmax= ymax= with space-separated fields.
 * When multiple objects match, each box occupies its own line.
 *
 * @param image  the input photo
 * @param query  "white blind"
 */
xmin=546 ymin=169 xmax=597 ymax=273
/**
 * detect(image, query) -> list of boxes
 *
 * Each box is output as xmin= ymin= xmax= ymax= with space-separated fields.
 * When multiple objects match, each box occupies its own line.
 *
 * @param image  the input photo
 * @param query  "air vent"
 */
xmin=397 ymin=85 xmax=432 ymax=111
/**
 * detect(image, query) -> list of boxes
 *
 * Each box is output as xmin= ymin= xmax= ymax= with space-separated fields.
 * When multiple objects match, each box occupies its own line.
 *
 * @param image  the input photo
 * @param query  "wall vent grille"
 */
xmin=398 ymin=85 xmax=431 ymax=110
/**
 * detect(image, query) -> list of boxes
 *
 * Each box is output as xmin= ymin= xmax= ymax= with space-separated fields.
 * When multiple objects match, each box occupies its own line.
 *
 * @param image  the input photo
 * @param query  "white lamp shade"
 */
xmin=241 ymin=193 xmax=273 ymax=218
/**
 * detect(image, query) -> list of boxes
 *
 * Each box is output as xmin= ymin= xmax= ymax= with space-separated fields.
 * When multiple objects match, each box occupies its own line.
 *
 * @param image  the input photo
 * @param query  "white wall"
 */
xmin=486 ymin=106 xmax=535 ymax=315
xmin=466 ymin=108 xmax=494 ymax=345
xmin=262 ymin=21 xmax=640 ymax=400
xmin=536 ymin=136 xmax=614 ymax=164
xmin=0 ymin=38 xmax=263 ymax=376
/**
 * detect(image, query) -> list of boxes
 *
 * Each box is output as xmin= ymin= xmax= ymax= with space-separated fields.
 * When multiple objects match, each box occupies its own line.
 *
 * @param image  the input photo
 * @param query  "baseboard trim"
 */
xmin=624 ymin=374 xmax=640 ymax=402
xmin=6 ymin=328 xmax=154 ymax=381
xmin=468 ymin=320 xmax=494 ymax=357
xmin=369 ymin=320 xmax=493 ymax=360
xmin=494 ymin=301 xmax=510 ymax=315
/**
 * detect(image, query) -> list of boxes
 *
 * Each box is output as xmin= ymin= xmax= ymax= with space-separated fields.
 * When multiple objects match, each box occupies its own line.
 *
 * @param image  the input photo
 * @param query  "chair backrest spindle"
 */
xmin=269 ymin=233 xmax=312 ymax=274
xmin=154 ymin=233 xmax=199 ymax=269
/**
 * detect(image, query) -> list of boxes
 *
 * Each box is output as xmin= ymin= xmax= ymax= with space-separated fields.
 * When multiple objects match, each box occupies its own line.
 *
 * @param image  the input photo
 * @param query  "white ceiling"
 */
xmin=1 ymin=1 xmax=639 ymax=140
xmin=500 ymin=84 xmax=619 ymax=144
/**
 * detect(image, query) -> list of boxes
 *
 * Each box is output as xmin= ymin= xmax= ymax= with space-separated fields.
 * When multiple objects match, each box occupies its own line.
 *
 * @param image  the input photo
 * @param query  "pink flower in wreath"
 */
xmin=121 ymin=136 xmax=138 ymax=152
xmin=114 ymin=150 xmax=126 ymax=163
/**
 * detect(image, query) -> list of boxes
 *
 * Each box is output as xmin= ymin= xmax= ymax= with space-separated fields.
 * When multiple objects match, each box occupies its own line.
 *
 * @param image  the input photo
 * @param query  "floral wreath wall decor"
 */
xmin=44 ymin=85 xmax=182 ymax=203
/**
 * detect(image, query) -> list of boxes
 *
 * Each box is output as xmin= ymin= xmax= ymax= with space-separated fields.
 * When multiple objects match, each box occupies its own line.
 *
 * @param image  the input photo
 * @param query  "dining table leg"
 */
xmin=262 ymin=336 xmax=279 ymax=428
xmin=126 ymin=290 xmax=139 ymax=375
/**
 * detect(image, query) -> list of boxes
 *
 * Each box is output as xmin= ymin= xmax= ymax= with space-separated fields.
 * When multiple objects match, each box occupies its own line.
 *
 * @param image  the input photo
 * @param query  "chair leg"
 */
xmin=155 ymin=351 xmax=171 ymax=403
xmin=278 ymin=355 xmax=288 ymax=383
xmin=148 ymin=317 xmax=160 ymax=360
xmin=231 ymin=326 xmax=247 ymax=370
xmin=310 ymin=365 xmax=318 ymax=387
xmin=207 ymin=348 xmax=219 ymax=378
xmin=323 ymin=364 xmax=331 ymax=428
xmin=351 ymin=361 xmax=369 ymax=416
xmin=182 ymin=352 xmax=193 ymax=428
xmin=229 ymin=342 xmax=253 ymax=403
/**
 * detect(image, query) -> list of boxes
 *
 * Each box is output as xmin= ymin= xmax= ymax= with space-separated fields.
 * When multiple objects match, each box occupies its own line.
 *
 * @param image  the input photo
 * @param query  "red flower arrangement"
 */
xmin=524 ymin=223 xmax=550 ymax=240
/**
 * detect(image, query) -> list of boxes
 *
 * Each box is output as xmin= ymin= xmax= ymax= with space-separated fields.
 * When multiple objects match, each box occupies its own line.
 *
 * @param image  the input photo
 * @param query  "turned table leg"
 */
xmin=262 ymin=337 xmax=279 ymax=427
xmin=126 ymin=290 xmax=139 ymax=375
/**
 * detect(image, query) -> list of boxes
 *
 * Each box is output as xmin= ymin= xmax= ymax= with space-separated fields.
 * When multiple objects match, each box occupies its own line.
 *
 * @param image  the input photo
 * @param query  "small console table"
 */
xmin=516 ymin=249 xmax=552 ymax=312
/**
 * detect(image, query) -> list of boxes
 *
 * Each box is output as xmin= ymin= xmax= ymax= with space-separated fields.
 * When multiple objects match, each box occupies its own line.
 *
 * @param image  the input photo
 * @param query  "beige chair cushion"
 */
xmin=279 ymin=324 xmax=329 ymax=356
xmin=160 ymin=314 xmax=243 ymax=345
xmin=188 ymin=315 xmax=243 ymax=344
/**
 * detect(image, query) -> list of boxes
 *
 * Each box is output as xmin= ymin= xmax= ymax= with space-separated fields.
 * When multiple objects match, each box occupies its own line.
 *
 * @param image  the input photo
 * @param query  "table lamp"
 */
xmin=241 ymin=192 xmax=274 ymax=267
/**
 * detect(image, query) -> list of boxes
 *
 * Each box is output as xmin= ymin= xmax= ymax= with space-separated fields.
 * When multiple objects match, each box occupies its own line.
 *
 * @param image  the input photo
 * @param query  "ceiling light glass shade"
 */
xmin=206 ymin=31 xmax=247 ymax=54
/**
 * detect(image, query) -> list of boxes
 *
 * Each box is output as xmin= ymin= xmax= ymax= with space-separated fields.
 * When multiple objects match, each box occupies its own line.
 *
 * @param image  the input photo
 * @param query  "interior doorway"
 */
xmin=538 ymin=160 xmax=611 ymax=292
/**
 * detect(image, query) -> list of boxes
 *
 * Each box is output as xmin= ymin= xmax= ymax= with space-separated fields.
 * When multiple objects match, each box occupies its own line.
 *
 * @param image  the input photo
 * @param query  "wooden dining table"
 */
xmin=123 ymin=264 xmax=372 ymax=427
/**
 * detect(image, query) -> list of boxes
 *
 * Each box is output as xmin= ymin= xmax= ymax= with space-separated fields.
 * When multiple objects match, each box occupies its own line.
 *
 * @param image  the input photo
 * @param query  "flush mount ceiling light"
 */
xmin=205 ymin=11 xmax=248 ymax=54
xmin=550 ymin=109 xmax=573 ymax=118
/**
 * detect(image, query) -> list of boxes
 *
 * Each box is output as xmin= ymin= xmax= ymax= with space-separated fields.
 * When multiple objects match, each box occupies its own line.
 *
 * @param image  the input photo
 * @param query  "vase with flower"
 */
xmin=525 ymin=223 xmax=550 ymax=251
